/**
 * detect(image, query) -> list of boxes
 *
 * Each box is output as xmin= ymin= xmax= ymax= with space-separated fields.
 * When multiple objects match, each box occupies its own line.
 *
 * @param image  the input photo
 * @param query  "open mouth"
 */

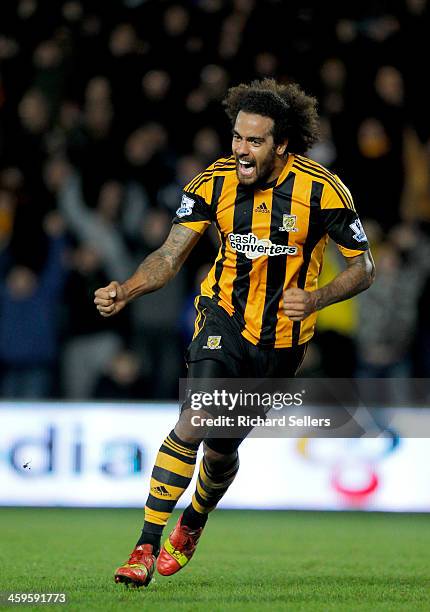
xmin=237 ymin=159 xmax=256 ymax=178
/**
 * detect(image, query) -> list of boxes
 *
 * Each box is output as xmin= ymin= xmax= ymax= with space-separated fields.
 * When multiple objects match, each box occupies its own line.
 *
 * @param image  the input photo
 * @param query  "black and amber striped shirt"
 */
xmin=173 ymin=154 xmax=369 ymax=348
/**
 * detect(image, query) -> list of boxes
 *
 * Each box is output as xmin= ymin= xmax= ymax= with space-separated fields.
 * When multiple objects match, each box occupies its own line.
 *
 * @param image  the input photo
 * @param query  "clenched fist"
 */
xmin=283 ymin=288 xmax=318 ymax=321
xmin=94 ymin=281 xmax=128 ymax=317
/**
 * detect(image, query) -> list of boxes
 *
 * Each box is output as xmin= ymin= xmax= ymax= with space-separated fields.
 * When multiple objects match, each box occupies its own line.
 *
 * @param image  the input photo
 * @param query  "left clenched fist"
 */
xmin=283 ymin=288 xmax=318 ymax=321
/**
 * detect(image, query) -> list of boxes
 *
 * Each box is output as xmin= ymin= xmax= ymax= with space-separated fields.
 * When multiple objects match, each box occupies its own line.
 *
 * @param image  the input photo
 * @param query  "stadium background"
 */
xmin=0 ymin=0 xmax=429 ymax=505
xmin=1 ymin=3 xmax=430 ymax=610
xmin=1 ymin=0 xmax=430 ymax=402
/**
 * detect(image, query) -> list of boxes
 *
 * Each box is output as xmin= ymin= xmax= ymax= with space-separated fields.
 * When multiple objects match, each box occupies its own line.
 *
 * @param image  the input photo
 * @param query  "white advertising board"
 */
xmin=0 ymin=402 xmax=429 ymax=511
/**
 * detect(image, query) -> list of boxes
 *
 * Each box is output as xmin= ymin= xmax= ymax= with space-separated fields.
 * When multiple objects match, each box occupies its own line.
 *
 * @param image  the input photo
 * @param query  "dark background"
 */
xmin=1 ymin=0 xmax=429 ymax=400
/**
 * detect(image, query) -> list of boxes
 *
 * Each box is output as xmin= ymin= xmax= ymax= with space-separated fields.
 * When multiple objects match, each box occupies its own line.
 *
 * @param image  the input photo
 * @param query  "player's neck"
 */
xmin=266 ymin=153 xmax=290 ymax=183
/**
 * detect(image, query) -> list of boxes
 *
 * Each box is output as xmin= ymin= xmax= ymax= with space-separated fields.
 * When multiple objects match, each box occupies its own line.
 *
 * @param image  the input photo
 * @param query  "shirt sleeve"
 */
xmin=320 ymin=176 xmax=369 ymax=257
xmin=172 ymin=169 xmax=214 ymax=234
xmin=172 ymin=191 xmax=212 ymax=234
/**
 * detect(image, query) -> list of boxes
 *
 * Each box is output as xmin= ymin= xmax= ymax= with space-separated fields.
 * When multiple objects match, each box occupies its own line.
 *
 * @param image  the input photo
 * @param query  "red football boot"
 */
xmin=114 ymin=544 xmax=156 ymax=587
xmin=157 ymin=515 xmax=204 ymax=576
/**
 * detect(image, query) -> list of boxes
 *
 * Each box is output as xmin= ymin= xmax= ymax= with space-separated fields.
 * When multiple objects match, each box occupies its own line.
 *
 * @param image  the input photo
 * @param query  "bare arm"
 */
xmin=283 ymin=250 xmax=375 ymax=321
xmin=123 ymin=224 xmax=200 ymax=298
xmin=94 ymin=224 xmax=201 ymax=317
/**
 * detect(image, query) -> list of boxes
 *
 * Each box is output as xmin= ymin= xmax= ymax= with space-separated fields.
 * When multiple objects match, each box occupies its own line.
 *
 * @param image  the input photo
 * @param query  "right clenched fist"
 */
xmin=94 ymin=281 xmax=128 ymax=317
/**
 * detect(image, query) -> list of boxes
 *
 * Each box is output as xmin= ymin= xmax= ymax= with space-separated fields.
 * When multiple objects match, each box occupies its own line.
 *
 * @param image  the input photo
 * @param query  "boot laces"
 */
xmin=177 ymin=525 xmax=202 ymax=553
xmin=129 ymin=546 xmax=152 ymax=565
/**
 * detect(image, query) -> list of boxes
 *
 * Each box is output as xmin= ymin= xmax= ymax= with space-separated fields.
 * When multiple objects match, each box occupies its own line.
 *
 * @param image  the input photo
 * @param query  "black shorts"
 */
xmin=186 ymin=296 xmax=307 ymax=378
xmin=183 ymin=297 xmax=307 ymax=454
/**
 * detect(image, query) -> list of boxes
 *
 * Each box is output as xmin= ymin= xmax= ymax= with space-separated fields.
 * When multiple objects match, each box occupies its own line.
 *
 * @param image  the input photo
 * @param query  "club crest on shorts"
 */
xmin=279 ymin=214 xmax=298 ymax=232
xmin=203 ymin=335 xmax=222 ymax=350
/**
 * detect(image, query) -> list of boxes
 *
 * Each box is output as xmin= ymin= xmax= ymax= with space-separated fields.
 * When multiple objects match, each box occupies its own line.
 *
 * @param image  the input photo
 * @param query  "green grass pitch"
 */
xmin=0 ymin=508 xmax=429 ymax=611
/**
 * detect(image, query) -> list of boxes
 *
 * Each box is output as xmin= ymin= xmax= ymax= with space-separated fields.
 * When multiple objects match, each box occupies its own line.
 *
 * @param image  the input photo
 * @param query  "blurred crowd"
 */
xmin=1 ymin=0 xmax=430 ymax=400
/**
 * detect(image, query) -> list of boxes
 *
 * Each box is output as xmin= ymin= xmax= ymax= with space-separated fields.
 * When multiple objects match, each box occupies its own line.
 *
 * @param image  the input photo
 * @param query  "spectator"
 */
xmin=130 ymin=208 xmax=186 ymax=398
xmin=61 ymin=241 xmax=126 ymax=399
xmin=0 ymin=212 xmax=67 ymax=398
xmin=92 ymin=349 xmax=148 ymax=400
xmin=58 ymin=163 xmax=134 ymax=280
xmin=356 ymin=224 xmax=430 ymax=379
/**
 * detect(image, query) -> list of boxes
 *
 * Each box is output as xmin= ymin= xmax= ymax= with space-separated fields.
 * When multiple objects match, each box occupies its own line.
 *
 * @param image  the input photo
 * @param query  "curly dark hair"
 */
xmin=223 ymin=78 xmax=320 ymax=154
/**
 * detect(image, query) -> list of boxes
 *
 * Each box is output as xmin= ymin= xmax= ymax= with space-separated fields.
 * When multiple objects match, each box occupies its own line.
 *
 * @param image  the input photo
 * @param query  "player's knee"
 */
xmin=174 ymin=410 xmax=204 ymax=445
xmin=203 ymin=444 xmax=238 ymax=467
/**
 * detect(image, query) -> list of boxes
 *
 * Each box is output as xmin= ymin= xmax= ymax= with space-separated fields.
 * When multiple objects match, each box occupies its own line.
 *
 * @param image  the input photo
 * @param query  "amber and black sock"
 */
xmin=182 ymin=454 xmax=240 ymax=529
xmin=136 ymin=430 xmax=199 ymax=555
